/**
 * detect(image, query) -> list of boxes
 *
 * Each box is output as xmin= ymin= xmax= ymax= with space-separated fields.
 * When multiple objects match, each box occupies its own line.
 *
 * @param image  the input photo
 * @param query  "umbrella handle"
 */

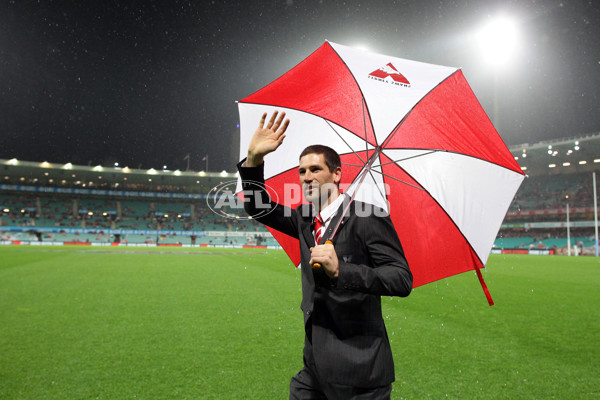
xmin=311 ymin=240 xmax=333 ymax=269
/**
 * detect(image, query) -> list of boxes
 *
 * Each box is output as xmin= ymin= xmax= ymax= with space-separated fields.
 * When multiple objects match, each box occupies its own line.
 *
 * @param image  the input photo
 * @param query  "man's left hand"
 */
xmin=310 ymin=242 xmax=339 ymax=279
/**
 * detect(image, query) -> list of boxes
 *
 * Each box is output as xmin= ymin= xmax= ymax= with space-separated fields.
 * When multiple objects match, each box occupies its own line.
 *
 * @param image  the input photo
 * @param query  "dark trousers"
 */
xmin=289 ymin=366 xmax=392 ymax=400
xmin=290 ymin=330 xmax=392 ymax=400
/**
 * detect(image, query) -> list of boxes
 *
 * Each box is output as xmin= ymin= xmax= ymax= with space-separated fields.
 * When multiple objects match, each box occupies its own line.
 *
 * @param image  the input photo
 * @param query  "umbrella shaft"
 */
xmin=329 ymin=147 xmax=382 ymax=240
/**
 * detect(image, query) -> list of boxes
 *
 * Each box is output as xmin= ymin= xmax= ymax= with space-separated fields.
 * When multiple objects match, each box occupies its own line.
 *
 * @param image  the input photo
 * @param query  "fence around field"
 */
xmin=0 ymin=227 xmax=280 ymax=248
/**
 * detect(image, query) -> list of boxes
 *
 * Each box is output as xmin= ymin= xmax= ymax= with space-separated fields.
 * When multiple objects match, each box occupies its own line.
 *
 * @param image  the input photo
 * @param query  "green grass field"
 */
xmin=1 ymin=246 xmax=598 ymax=399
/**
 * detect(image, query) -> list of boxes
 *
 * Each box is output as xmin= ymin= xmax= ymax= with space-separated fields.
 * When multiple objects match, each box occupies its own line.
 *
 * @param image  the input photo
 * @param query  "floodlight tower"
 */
xmin=475 ymin=16 xmax=519 ymax=131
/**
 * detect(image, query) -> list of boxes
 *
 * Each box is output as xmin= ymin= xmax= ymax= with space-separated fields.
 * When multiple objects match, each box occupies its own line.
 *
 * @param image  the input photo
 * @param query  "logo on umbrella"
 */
xmin=368 ymin=63 xmax=411 ymax=87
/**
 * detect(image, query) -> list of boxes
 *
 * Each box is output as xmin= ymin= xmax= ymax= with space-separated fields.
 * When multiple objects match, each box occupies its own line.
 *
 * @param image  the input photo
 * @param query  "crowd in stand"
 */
xmin=509 ymin=172 xmax=595 ymax=211
xmin=0 ymin=193 xmax=264 ymax=235
xmin=2 ymin=170 xmax=600 ymax=249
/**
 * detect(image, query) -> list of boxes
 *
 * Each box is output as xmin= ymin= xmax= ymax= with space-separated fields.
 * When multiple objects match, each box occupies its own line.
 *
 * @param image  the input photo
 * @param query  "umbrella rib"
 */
xmin=369 ymin=168 xmax=426 ymax=192
xmin=341 ymin=162 xmax=366 ymax=168
xmin=366 ymin=168 xmax=389 ymax=206
xmin=362 ymin=99 xmax=369 ymax=160
xmin=324 ymin=119 xmax=367 ymax=165
xmin=326 ymin=42 xmax=378 ymax=151
xmin=373 ymin=150 xmax=438 ymax=167
xmin=380 ymin=69 xmax=462 ymax=149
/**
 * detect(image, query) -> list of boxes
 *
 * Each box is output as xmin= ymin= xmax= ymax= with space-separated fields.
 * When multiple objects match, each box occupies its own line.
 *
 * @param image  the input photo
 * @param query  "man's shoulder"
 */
xmin=350 ymin=200 xmax=390 ymax=219
xmin=296 ymin=203 xmax=314 ymax=219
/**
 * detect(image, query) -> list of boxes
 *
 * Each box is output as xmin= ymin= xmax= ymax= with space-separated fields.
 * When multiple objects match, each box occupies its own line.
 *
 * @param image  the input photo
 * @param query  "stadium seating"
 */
xmin=2 ymin=168 xmax=599 ymax=251
xmin=1 ymin=192 xmax=272 ymax=246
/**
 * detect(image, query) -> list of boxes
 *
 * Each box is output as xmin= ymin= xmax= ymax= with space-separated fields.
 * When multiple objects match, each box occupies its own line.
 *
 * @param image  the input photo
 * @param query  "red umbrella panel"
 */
xmin=237 ymin=42 xmax=525 ymax=303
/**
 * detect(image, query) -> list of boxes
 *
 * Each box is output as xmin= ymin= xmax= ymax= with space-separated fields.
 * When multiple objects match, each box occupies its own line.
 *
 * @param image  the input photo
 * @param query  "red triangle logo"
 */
xmin=369 ymin=63 xmax=411 ymax=87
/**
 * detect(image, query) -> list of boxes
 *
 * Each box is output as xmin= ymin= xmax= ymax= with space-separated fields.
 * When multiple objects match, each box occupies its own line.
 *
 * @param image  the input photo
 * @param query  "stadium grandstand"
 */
xmin=2 ymin=132 xmax=600 ymax=254
xmin=0 ymin=160 xmax=276 ymax=248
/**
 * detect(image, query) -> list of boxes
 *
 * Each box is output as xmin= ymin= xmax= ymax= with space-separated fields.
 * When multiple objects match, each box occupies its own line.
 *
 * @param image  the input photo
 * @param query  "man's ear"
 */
xmin=334 ymin=166 xmax=342 ymax=185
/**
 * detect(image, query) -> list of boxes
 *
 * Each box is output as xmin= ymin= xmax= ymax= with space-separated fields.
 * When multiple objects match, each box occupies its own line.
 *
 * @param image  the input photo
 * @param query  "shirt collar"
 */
xmin=316 ymin=193 xmax=345 ymax=223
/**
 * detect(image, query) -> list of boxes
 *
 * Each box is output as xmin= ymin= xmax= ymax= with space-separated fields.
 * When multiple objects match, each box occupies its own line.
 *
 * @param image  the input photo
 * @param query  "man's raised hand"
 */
xmin=246 ymin=111 xmax=290 ymax=167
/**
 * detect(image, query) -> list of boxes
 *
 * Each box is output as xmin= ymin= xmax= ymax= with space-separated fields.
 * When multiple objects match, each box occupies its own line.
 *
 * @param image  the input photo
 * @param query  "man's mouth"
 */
xmin=304 ymin=185 xmax=318 ymax=195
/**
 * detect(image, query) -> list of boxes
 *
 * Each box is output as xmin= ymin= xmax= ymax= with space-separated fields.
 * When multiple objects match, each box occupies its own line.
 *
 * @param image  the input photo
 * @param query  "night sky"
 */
xmin=1 ymin=0 xmax=599 ymax=172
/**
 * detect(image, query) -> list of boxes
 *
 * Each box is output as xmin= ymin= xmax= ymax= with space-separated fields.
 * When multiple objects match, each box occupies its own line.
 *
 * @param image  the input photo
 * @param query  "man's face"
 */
xmin=298 ymin=153 xmax=341 ymax=206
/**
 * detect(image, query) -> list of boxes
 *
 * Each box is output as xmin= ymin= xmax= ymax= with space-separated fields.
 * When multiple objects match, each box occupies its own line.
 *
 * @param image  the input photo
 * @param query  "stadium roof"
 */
xmin=0 ymin=159 xmax=237 ymax=193
xmin=2 ymin=131 xmax=600 ymax=192
xmin=509 ymin=132 xmax=600 ymax=176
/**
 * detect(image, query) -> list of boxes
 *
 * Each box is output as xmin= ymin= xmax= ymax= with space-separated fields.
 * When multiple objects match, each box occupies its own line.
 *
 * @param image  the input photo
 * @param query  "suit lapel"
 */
xmin=322 ymin=195 xmax=352 ymax=244
xmin=300 ymin=195 xmax=352 ymax=247
xmin=300 ymin=203 xmax=316 ymax=248
xmin=302 ymin=220 xmax=316 ymax=247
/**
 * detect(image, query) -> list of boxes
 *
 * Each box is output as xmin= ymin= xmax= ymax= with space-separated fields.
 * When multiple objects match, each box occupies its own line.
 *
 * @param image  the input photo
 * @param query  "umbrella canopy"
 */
xmin=237 ymin=41 xmax=524 ymax=301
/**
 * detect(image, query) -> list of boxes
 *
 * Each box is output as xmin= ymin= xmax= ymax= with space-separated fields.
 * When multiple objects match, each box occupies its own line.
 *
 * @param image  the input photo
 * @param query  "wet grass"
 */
xmin=0 ymin=246 xmax=598 ymax=399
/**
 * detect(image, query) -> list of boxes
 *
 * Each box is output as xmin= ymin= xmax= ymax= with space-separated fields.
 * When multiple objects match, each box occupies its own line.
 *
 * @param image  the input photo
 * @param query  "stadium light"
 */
xmin=8 ymin=158 xmax=18 ymax=165
xmin=174 ymin=170 xmax=182 ymax=176
xmin=122 ymin=167 xmax=131 ymax=173
xmin=93 ymin=165 xmax=103 ymax=172
xmin=475 ymin=16 xmax=519 ymax=68
xmin=40 ymin=161 xmax=51 ymax=168
xmin=63 ymin=163 xmax=73 ymax=170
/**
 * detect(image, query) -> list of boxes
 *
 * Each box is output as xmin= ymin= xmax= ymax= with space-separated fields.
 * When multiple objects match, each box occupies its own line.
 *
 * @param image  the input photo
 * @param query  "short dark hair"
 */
xmin=299 ymin=145 xmax=341 ymax=172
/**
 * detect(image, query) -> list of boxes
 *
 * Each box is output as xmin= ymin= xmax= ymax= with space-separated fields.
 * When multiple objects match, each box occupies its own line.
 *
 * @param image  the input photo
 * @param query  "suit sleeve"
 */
xmin=236 ymin=159 xmax=299 ymax=239
xmin=337 ymin=211 xmax=412 ymax=297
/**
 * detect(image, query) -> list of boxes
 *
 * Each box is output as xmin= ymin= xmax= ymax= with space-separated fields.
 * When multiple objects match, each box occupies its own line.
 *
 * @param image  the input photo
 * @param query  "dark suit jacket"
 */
xmin=237 ymin=160 xmax=413 ymax=387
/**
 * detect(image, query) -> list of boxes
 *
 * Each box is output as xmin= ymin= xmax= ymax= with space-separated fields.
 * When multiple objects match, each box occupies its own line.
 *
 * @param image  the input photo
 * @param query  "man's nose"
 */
xmin=304 ymin=171 xmax=313 ymax=181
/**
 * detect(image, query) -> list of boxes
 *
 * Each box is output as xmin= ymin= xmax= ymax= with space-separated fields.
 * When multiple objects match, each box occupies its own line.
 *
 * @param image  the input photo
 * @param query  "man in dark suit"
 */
xmin=237 ymin=111 xmax=413 ymax=400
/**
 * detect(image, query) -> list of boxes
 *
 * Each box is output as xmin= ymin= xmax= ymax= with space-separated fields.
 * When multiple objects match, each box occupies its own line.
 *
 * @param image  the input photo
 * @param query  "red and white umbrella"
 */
xmin=237 ymin=42 xmax=524 ymax=304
